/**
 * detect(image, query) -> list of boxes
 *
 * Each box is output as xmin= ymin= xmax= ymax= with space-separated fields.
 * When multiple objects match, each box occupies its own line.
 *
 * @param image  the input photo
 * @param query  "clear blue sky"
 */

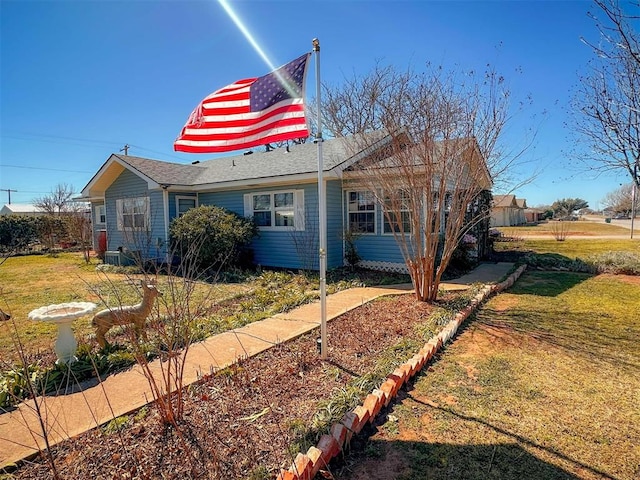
xmin=0 ymin=0 xmax=634 ymax=210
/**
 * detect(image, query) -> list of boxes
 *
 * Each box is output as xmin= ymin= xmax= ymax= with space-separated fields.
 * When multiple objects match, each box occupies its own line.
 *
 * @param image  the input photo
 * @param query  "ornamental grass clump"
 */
xmin=587 ymin=251 xmax=640 ymax=275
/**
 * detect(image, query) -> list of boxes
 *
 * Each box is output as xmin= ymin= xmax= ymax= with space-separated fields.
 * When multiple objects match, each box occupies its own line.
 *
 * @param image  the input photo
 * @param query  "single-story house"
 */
xmin=0 ymin=204 xmax=46 ymax=216
xmin=79 ymin=133 xmax=491 ymax=272
xmin=490 ymin=194 xmax=527 ymax=227
xmin=524 ymin=207 xmax=543 ymax=223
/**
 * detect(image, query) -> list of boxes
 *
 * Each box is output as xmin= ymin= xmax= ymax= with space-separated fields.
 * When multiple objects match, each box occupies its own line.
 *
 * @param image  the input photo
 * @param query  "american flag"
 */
xmin=174 ymin=53 xmax=310 ymax=153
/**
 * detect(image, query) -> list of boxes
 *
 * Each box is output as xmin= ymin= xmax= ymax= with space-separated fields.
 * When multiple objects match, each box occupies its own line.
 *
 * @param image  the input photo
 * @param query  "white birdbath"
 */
xmin=28 ymin=302 xmax=97 ymax=365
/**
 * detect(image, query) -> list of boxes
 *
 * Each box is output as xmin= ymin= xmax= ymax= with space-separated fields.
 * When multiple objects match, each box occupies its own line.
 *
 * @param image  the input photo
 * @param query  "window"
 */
xmin=383 ymin=190 xmax=411 ymax=234
xmin=348 ymin=190 xmax=376 ymax=234
xmin=95 ymin=205 xmax=106 ymax=224
xmin=116 ymin=197 xmax=149 ymax=231
xmin=176 ymin=196 xmax=197 ymax=217
xmin=274 ymin=192 xmax=294 ymax=226
xmin=244 ymin=190 xmax=304 ymax=230
xmin=430 ymin=192 xmax=451 ymax=233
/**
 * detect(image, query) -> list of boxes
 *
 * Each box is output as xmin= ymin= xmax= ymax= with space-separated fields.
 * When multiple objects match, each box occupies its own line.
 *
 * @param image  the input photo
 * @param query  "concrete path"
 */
xmin=0 ymin=262 xmax=514 ymax=468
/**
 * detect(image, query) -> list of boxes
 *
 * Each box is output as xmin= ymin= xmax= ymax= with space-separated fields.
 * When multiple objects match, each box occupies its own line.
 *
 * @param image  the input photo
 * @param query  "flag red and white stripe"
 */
xmin=174 ymin=53 xmax=310 ymax=153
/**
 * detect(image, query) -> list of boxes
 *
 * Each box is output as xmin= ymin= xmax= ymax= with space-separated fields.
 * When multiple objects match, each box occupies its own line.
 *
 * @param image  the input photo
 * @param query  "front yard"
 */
xmin=337 ymin=233 xmax=640 ymax=480
xmin=340 ymin=270 xmax=640 ymax=479
xmin=2 ymin=227 xmax=639 ymax=479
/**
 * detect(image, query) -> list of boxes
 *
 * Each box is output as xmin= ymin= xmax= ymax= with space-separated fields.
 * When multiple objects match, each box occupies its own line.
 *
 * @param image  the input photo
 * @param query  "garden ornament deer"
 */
xmin=92 ymin=281 xmax=162 ymax=348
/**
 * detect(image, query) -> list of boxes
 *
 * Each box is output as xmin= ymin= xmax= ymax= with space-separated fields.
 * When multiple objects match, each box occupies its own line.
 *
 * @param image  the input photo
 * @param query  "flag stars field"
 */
xmin=174 ymin=53 xmax=310 ymax=154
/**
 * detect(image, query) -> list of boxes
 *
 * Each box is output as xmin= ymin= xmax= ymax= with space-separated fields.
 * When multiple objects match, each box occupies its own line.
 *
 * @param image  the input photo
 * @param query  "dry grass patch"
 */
xmin=341 ymin=271 xmax=640 ymax=480
xmin=494 ymin=237 xmax=639 ymax=259
xmin=498 ymin=220 xmax=631 ymax=237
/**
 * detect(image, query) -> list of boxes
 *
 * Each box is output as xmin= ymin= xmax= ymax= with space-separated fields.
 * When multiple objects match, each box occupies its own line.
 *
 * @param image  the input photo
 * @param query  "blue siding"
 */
xmin=98 ymin=169 xmax=405 ymax=270
xmin=325 ymin=180 xmax=344 ymax=269
xmin=148 ymin=190 xmax=166 ymax=259
xmin=342 ymin=189 xmax=407 ymax=266
xmin=200 ymin=185 xmax=326 ymax=270
xmin=104 ymin=170 xmax=165 ymax=262
xmin=198 ymin=190 xmax=244 ymax=215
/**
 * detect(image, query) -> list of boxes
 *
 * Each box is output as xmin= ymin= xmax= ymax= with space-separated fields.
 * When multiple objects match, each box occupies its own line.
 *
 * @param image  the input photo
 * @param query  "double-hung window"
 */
xmin=348 ymin=190 xmax=376 ymax=234
xmin=383 ymin=190 xmax=411 ymax=234
xmin=244 ymin=190 xmax=304 ymax=231
xmin=116 ymin=196 xmax=149 ymax=230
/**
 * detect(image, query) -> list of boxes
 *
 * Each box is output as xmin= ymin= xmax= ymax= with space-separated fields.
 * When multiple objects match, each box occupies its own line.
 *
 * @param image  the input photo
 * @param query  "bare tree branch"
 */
xmin=322 ymin=63 xmax=527 ymax=301
xmin=34 ymin=183 xmax=75 ymax=215
xmin=572 ymin=0 xmax=640 ymax=187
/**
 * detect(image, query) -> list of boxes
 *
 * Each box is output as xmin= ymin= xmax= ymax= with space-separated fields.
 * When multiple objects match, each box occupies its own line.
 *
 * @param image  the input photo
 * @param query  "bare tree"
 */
xmin=34 ymin=183 xmax=93 ymax=257
xmin=601 ymin=182 xmax=638 ymax=214
xmin=64 ymin=201 xmax=93 ymax=263
xmin=572 ymin=0 xmax=640 ymax=187
xmin=34 ymin=183 xmax=75 ymax=215
xmin=322 ymin=63 xmax=520 ymax=302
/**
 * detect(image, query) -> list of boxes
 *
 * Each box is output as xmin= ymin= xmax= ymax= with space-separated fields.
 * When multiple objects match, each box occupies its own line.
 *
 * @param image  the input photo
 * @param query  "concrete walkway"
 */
xmin=0 ymin=262 xmax=514 ymax=468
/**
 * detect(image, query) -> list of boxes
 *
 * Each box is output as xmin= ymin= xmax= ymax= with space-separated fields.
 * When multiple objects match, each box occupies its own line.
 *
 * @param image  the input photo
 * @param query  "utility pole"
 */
xmin=0 ymin=189 xmax=17 ymax=204
xmin=120 ymin=144 xmax=130 ymax=155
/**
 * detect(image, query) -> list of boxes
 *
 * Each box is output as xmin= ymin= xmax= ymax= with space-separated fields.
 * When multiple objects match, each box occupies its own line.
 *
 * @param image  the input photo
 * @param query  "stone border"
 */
xmin=276 ymin=264 xmax=528 ymax=480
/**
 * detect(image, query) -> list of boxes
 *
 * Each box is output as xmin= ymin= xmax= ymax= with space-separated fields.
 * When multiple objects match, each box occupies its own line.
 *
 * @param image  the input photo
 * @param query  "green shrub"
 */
xmin=169 ymin=205 xmax=258 ymax=272
xmin=0 ymin=215 xmax=40 ymax=252
xmin=0 ymin=363 xmax=45 ymax=408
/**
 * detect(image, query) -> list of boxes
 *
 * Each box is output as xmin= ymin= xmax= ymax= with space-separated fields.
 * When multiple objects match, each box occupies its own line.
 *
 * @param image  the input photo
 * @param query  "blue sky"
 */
xmin=0 ymin=0 xmax=634 ymax=210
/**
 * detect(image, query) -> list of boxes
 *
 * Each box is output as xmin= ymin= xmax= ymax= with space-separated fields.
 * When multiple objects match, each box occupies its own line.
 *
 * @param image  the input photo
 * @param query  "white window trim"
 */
xmin=347 ymin=190 xmax=377 ymax=235
xmin=116 ymin=196 xmax=150 ymax=231
xmin=95 ymin=204 xmax=106 ymax=224
xmin=382 ymin=189 xmax=412 ymax=235
xmin=243 ymin=189 xmax=305 ymax=231
xmin=175 ymin=195 xmax=198 ymax=217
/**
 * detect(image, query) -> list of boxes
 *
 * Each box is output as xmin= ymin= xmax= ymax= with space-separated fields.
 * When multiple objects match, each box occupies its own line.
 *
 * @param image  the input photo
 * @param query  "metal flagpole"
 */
xmin=312 ymin=38 xmax=328 ymax=359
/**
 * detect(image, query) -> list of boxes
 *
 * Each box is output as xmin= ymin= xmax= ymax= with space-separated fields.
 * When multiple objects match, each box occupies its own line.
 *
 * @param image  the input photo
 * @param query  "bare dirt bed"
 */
xmin=9 ymin=293 xmax=437 ymax=479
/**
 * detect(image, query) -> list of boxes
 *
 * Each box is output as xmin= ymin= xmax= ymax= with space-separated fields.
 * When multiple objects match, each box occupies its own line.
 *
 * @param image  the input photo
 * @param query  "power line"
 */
xmin=2 ymin=132 xmax=198 ymax=163
xmin=1 ymin=132 xmax=123 ymax=149
xmin=0 ymin=164 xmax=94 ymax=174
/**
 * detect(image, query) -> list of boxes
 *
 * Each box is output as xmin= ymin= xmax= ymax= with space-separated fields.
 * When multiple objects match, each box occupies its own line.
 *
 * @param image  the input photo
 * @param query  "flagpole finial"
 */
xmin=312 ymin=38 xmax=320 ymax=52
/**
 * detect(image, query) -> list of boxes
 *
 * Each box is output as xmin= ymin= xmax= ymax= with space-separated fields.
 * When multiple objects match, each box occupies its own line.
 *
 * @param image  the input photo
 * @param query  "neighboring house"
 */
xmin=490 ymin=195 xmax=527 ymax=227
xmin=79 ymin=133 xmax=491 ymax=272
xmin=0 ymin=204 xmax=46 ymax=216
xmin=524 ymin=207 xmax=543 ymax=223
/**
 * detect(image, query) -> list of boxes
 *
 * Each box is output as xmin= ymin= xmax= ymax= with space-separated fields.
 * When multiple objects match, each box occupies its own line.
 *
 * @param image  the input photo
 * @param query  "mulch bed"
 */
xmin=9 ymin=293 xmax=437 ymax=479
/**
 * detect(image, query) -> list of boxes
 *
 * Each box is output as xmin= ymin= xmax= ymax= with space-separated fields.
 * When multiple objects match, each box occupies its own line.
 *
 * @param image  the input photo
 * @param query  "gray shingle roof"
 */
xmin=118 ymin=137 xmax=355 ymax=188
xmin=115 ymin=155 xmax=207 ymax=186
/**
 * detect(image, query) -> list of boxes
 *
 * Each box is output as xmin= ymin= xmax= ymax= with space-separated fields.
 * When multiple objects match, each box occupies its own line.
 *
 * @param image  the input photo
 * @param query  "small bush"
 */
xmin=169 ymin=205 xmax=258 ymax=273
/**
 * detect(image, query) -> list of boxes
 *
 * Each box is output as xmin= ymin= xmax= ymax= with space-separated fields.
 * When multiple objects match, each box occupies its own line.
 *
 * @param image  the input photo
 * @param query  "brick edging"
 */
xmin=276 ymin=264 xmax=528 ymax=480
